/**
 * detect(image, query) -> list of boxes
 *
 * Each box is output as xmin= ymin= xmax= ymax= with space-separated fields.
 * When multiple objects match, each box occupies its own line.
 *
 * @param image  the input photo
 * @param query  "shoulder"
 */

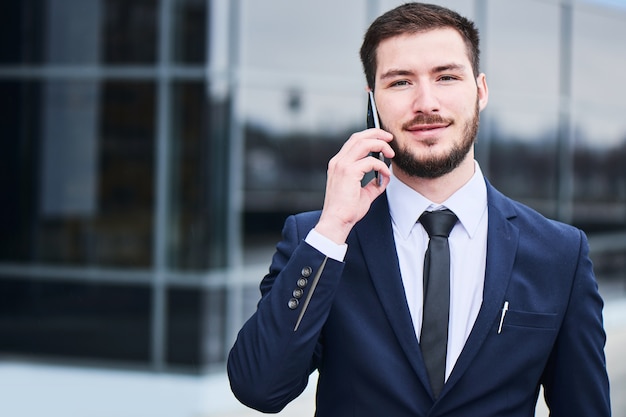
xmin=486 ymin=181 xmax=585 ymax=250
xmin=281 ymin=210 xmax=322 ymax=240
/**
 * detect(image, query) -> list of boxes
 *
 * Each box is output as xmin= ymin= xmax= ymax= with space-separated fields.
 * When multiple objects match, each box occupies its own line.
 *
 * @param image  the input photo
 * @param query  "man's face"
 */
xmin=373 ymin=28 xmax=488 ymax=178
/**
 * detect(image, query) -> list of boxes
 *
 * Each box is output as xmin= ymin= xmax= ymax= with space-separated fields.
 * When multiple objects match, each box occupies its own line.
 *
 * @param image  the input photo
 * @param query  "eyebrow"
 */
xmin=379 ymin=69 xmax=414 ymax=81
xmin=379 ymin=63 xmax=467 ymax=80
xmin=432 ymin=63 xmax=466 ymax=74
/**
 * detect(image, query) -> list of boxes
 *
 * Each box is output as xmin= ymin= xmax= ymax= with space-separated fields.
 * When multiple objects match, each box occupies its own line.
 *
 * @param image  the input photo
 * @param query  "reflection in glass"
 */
xmin=486 ymin=0 xmax=559 ymax=98
xmin=0 ymin=80 xmax=155 ymax=267
xmin=571 ymin=107 xmax=626 ymax=231
xmin=0 ymin=1 xmax=40 ymax=63
xmin=166 ymin=287 xmax=226 ymax=367
xmin=242 ymin=87 xmax=362 ymax=209
xmin=482 ymin=0 xmax=560 ymax=218
xmin=571 ymin=6 xmax=626 ymax=232
xmin=97 ymin=81 xmax=155 ymax=266
xmin=172 ymin=0 xmax=207 ymax=64
xmin=169 ymin=81 xmax=231 ymax=270
xmin=0 ymin=80 xmax=41 ymax=261
xmin=0 ymin=0 xmax=158 ymax=65
xmin=103 ymin=0 xmax=158 ymax=64
xmin=0 ymin=280 xmax=152 ymax=362
xmin=486 ymin=103 xmax=559 ymax=217
xmin=240 ymin=0 xmax=365 ymax=77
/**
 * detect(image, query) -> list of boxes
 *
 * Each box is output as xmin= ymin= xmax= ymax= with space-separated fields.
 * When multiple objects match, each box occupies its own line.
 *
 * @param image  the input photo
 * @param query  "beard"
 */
xmin=389 ymin=99 xmax=480 ymax=179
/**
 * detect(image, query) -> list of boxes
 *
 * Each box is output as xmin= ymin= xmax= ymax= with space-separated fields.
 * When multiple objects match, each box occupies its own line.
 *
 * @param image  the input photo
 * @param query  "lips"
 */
xmin=406 ymin=123 xmax=450 ymax=132
xmin=402 ymin=114 xmax=453 ymax=133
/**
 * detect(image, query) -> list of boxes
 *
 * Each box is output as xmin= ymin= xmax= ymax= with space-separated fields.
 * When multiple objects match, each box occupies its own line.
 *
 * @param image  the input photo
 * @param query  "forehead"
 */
xmin=376 ymin=28 xmax=471 ymax=73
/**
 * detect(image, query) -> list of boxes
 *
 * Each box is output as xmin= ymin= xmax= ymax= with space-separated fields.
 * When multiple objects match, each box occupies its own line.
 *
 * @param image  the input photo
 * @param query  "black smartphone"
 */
xmin=367 ymin=91 xmax=385 ymax=185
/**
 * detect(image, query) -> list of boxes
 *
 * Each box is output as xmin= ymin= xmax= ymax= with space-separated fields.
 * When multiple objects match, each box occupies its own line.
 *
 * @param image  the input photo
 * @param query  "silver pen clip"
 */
xmin=498 ymin=301 xmax=509 ymax=334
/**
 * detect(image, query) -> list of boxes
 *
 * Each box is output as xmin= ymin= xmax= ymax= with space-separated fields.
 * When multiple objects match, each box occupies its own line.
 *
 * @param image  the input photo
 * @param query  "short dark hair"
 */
xmin=360 ymin=2 xmax=481 ymax=89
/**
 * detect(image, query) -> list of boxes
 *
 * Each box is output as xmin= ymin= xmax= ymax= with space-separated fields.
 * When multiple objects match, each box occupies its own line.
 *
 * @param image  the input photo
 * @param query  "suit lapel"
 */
xmin=354 ymin=194 xmax=433 ymax=392
xmin=440 ymin=181 xmax=519 ymax=397
xmin=354 ymin=182 xmax=521 ymax=400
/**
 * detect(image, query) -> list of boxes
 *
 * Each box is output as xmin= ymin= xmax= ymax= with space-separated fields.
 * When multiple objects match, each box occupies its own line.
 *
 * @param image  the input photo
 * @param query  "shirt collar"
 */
xmin=387 ymin=160 xmax=488 ymax=239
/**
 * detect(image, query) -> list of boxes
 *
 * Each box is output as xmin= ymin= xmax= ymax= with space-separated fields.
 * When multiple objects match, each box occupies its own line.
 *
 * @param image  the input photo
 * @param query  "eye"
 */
xmin=390 ymin=80 xmax=411 ymax=87
xmin=438 ymin=75 xmax=459 ymax=82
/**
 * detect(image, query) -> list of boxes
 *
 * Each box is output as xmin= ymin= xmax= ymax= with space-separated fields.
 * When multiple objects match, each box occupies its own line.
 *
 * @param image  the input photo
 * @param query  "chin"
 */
xmin=393 ymin=143 xmax=473 ymax=179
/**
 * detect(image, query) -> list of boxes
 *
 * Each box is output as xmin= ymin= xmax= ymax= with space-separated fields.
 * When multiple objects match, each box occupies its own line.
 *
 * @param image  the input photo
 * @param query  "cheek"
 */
xmin=379 ymin=102 xmax=409 ymax=130
xmin=458 ymin=90 xmax=480 ymax=115
xmin=377 ymin=94 xmax=410 ymax=121
xmin=440 ymin=85 xmax=477 ymax=110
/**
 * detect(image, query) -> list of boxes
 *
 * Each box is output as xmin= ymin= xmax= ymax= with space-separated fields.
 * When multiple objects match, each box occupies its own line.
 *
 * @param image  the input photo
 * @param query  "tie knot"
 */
xmin=419 ymin=209 xmax=458 ymax=238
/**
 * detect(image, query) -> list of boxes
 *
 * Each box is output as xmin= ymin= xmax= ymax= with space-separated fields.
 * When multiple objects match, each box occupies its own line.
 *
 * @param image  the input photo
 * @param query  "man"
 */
xmin=227 ymin=3 xmax=611 ymax=416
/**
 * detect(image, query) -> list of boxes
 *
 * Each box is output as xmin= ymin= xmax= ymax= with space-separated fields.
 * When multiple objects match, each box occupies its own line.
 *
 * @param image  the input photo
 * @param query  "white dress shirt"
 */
xmin=386 ymin=160 xmax=488 ymax=380
xmin=306 ymin=161 xmax=488 ymax=380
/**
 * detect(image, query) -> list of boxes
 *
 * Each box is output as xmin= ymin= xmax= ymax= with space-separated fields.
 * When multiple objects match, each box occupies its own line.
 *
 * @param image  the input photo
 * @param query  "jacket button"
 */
xmin=288 ymin=298 xmax=299 ymax=310
xmin=293 ymin=288 xmax=304 ymax=299
xmin=301 ymin=266 xmax=313 ymax=278
xmin=297 ymin=277 xmax=308 ymax=288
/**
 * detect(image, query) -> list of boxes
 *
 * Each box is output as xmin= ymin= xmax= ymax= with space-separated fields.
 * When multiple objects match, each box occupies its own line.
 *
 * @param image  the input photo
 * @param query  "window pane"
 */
xmin=239 ymin=0 xmax=366 ymax=77
xmin=0 ymin=280 xmax=151 ymax=362
xmin=169 ymin=81 xmax=231 ymax=270
xmin=103 ymin=0 xmax=158 ymax=64
xmin=483 ymin=1 xmax=560 ymax=217
xmin=486 ymin=1 xmax=560 ymax=98
xmin=0 ymin=0 xmax=158 ymax=65
xmin=0 ymin=80 xmax=41 ymax=260
xmin=0 ymin=0 xmax=48 ymax=64
xmin=97 ymin=81 xmax=155 ymax=266
xmin=166 ymin=287 xmax=226 ymax=367
xmin=572 ymin=5 xmax=626 ymax=231
xmin=486 ymin=101 xmax=560 ymax=216
xmin=0 ymin=80 xmax=156 ymax=267
xmin=172 ymin=0 xmax=207 ymax=64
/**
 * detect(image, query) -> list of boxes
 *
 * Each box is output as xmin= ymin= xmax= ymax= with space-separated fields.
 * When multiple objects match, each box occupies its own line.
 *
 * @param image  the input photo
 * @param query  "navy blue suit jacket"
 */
xmin=228 ymin=179 xmax=610 ymax=416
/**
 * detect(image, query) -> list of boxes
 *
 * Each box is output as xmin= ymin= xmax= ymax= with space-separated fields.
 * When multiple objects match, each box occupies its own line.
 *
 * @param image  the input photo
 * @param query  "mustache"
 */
xmin=401 ymin=114 xmax=453 ymax=130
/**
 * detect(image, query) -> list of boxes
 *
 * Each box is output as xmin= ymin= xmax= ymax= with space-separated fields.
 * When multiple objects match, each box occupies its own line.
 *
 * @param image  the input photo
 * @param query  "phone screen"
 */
xmin=367 ymin=91 xmax=380 ymax=129
xmin=367 ymin=91 xmax=384 ymax=185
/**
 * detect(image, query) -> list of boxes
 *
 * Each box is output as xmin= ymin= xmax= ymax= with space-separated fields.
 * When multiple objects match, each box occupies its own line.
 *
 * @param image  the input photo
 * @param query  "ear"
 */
xmin=476 ymin=73 xmax=489 ymax=111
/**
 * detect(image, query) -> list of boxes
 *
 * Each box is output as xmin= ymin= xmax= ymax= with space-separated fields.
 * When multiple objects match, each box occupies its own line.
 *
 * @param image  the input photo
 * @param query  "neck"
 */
xmin=392 ymin=153 xmax=476 ymax=204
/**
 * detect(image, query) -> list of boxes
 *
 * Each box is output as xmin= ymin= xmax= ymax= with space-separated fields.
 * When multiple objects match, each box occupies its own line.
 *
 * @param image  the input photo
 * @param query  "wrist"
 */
xmin=305 ymin=229 xmax=348 ymax=262
xmin=314 ymin=218 xmax=353 ymax=245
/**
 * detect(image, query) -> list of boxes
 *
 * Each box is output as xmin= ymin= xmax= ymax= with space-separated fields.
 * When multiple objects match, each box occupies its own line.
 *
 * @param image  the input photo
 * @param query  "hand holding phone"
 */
xmin=313 ymin=95 xmax=393 ymax=244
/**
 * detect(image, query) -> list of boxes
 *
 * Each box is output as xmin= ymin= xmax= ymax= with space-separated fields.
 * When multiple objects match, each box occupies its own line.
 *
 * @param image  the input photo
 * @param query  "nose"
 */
xmin=411 ymin=82 xmax=440 ymax=114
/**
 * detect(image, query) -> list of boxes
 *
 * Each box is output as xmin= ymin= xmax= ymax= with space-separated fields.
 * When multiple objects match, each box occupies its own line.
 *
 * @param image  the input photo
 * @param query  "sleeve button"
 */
xmin=288 ymin=298 xmax=299 ymax=310
xmin=293 ymin=288 xmax=304 ymax=299
xmin=297 ymin=277 xmax=308 ymax=288
xmin=301 ymin=266 xmax=313 ymax=278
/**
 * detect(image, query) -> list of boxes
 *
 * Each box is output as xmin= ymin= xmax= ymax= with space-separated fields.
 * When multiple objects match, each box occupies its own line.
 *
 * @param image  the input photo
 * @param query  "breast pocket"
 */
xmin=505 ymin=310 xmax=558 ymax=330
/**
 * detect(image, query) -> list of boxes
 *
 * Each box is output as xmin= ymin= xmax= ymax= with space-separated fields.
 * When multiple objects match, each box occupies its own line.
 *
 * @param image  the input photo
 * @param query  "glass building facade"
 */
xmin=1 ymin=0 xmax=625 ymax=372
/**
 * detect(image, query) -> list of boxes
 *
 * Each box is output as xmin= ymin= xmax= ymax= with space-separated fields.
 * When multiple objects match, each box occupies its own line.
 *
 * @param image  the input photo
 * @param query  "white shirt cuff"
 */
xmin=305 ymin=229 xmax=348 ymax=262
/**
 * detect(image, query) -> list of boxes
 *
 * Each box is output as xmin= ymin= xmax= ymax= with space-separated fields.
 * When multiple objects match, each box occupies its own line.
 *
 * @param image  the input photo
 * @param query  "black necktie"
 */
xmin=419 ymin=209 xmax=458 ymax=399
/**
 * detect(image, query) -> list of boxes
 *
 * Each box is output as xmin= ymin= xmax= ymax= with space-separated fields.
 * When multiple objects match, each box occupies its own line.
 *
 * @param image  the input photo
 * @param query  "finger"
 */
xmin=337 ymin=134 xmax=395 ymax=168
xmin=362 ymin=170 xmax=391 ymax=197
xmin=342 ymin=128 xmax=393 ymax=152
xmin=365 ymin=127 xmax=394 ymax=142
